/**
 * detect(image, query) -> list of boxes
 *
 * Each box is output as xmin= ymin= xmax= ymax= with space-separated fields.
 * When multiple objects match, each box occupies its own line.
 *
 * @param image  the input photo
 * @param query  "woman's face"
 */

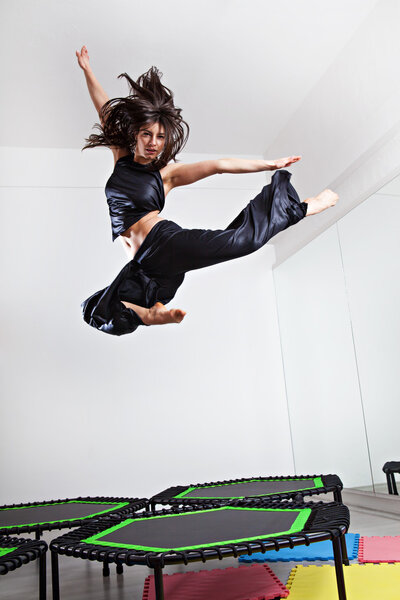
xmin=135 ymin=122 xmax=166 ymax=163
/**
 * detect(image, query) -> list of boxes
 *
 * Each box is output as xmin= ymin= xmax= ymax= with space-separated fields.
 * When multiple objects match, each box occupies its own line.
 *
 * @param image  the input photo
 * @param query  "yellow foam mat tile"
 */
xmin=287 ymin=563 xmax=400 ymax=600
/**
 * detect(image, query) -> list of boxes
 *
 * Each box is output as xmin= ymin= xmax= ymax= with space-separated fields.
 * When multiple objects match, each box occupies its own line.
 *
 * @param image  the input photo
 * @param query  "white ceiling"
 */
xmin=0 ymin=0 xmax=378 ymax=155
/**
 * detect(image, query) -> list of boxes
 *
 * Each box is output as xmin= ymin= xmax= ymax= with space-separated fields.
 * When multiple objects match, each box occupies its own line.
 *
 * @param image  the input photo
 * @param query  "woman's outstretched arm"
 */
xmin=76 ymin=45 xmax=129 ymax=159
xmin=219 ymin=155 xmax=301 ymax=173
xmin=76 ymin=45 xmax=109 ymax=123
xmin=164 ymin=156 xmax=301 ymax=189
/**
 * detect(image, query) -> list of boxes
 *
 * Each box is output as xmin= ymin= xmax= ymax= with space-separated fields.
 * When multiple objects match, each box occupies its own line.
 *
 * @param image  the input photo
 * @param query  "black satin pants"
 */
xmin=82 ymin=170 xmax=307 ymax=336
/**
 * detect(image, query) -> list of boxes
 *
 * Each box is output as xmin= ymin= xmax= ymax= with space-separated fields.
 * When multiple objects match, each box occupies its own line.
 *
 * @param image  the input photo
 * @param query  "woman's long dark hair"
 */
xmin=82 ymin=66 xmax=189 ymax=170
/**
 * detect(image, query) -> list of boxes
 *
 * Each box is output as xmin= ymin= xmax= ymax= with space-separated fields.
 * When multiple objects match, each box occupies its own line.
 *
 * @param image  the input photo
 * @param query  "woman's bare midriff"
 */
xmin=119 ymin=211 xmax=165 ymax=259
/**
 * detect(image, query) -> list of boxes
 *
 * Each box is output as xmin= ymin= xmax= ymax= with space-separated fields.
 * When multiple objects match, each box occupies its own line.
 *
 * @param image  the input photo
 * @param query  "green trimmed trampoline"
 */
xmin=150 ymin=474 xmax=343 ymax=508
xmin=50 ymin=499 xmax=350 ymax=600
xmin=0 ymin=534 xmax=47 ymax=600
xmin=0 ymin=496 xmax=147 ymax=538
xmin=0 ymin=495 xmax=147 ymax=578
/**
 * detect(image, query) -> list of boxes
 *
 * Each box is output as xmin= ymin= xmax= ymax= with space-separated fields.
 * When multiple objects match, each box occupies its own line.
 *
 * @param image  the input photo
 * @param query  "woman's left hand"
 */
xmin=268 ymin=156 xmax=301 ymax=170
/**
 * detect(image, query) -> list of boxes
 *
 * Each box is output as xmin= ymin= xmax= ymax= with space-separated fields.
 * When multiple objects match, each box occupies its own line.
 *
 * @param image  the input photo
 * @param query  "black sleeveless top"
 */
xmin=105 ymin=154 xmax=165 ymax=241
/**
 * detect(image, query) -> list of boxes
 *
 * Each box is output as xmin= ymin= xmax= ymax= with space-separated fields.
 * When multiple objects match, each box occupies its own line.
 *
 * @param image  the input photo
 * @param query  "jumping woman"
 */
xmin=76 ymin=46 xmax=338 ymax=336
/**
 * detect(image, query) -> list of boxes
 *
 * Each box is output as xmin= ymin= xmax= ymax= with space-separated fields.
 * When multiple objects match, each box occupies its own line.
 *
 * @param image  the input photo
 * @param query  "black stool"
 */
xmin=382 ymin=461 xmax=400 ymax=494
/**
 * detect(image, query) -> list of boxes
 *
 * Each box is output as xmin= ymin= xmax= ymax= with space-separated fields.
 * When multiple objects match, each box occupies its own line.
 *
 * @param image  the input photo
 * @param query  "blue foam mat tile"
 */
xmin=239 ymin=533 xmax=359 ymax=563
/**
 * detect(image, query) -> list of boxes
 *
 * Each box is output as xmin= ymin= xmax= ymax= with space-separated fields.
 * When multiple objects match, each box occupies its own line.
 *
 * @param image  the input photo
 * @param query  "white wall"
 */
xmin=267 ymin=0 xmax=400 ymax=266
xmin=0 ymin=147 xmax=293 ymax=505
xmin=274 ymin=181 xmax=400 ymax=489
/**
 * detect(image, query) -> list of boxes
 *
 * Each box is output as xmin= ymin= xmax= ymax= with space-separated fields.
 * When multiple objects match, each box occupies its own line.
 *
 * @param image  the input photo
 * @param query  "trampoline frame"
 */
xmin=150 ymin=474 xmax=343 ymax=509
xmin=0 ymin=534 xmax=47 ymax=600
xmin=50 ymin=500 xmax=349 ymax=600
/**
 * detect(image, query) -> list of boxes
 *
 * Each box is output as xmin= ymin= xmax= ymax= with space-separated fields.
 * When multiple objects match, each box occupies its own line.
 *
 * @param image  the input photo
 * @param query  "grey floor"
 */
xmin=2 ymin=505 xmax=400 ymax=600
xmin=353 ymin=483 xmax=392 ymax=493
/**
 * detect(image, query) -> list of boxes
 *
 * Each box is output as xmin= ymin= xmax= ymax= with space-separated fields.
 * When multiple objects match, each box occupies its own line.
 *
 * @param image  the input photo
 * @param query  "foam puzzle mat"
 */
xmin=239 ymin=533 xmax=359 ymax=563
xmin=287 ymin=563 xmax=400 ymax=599
xmin=142 ymin=563 xmax=289 ymax=600
xmin=359 ymin=536 xmax=400 ymax=563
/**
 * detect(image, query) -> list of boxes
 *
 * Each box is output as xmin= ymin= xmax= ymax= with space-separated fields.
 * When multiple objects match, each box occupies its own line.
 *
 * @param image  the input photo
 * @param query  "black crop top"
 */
xmin=105 ymin=154 xmax=165 ymax=241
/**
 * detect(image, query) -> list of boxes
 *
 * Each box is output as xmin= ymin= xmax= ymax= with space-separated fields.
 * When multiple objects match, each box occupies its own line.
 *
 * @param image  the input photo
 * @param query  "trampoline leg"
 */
xmin=153 ymin=564 xmax=164 ymax=600
xmin=391 ymin=473 xmax=398 ymax=495
xmin=51 ymin=551 xmax=60 ymax=600
xmin=332 ymin=537 xmax=347 ymax=600
xmin=35 ymin=530 xmax=41 ymax=540
xmin=39 ymin=551 xmax=46 ymax=600
xmin=340 ymin=533 xmax=349 ymax=566
xmin=116 ymin=564 xmax=123 ymax=575
xmin=102 ymin=562 xmax=110 ymax=577
xmin=333 ymin=489 xmax=343 ymax=504
xmin=386 ymin=473 xmax=393 ymax=494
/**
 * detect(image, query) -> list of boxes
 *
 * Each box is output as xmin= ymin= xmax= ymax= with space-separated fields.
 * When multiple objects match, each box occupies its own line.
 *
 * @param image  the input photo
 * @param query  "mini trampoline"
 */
xmin=0 ymin=495 xmax=147 ymax=578
xmin=50 ymin=499 xmax=350 ymax=600
xmin=0 ymin=534 xmax=47 ymax=600
xmin=0 ymin=496 xmax=147 ymax=538
xmin=150 ymin=474 xmax=343 ymax=509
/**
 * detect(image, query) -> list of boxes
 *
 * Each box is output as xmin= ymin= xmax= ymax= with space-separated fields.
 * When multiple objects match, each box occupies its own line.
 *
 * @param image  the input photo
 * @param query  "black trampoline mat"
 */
xmin=0 ymin=501 xmax=128 ymax=529
xmin=177 ymin=478 xmax=321 ymax=499
xmin=84 ymin=507 xmax=312 ymax=552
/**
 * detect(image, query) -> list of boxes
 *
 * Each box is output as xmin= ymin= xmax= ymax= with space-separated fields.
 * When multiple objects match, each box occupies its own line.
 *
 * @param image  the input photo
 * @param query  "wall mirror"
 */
xmin=274 ymin=172 xmax=400 ymax=498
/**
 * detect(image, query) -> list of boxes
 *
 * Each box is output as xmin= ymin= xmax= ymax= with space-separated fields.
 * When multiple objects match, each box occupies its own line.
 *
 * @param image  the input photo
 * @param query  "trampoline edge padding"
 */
xmin=0 ymin=535 xmax=48 ymax=576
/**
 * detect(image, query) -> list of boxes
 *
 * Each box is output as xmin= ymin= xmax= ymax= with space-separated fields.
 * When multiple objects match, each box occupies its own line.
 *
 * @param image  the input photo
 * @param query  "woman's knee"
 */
xmin=230 ymin=236 xmax=262 ymax=258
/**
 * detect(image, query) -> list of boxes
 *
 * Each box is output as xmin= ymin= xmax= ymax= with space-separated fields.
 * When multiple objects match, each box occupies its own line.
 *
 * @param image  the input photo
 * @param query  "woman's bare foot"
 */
xmin=143 ymin=302 xmax=186 ymax=326
xmin=304 ymin=189 xmax=339 ymax=216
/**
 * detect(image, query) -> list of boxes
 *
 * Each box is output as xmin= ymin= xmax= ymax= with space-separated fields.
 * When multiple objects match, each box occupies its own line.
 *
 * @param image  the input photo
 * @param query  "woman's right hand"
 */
xmin=268 ymin=156 xmax=301 ymax=170
xmin=76 ymin=45 xmax=91 ymax=71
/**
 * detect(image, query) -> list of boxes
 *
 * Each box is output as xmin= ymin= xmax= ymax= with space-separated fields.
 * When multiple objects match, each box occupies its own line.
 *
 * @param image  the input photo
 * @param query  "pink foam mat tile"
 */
xmin=142 ymin=563 xmax=289 ymax=600
xmin=359 ymin=536 xmax=400 ymax=563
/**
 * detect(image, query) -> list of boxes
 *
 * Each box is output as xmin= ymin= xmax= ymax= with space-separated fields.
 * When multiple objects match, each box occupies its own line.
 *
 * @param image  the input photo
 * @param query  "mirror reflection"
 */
xmin=274 ymin=173 xmax=400 ymax=497
xmin=340 ymin=174 xmax=400 ymax=495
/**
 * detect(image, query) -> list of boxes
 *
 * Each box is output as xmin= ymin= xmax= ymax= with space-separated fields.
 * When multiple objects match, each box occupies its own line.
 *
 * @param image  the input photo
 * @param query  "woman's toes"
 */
xmin=172 ymin=309 xmax=186 ymax=323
